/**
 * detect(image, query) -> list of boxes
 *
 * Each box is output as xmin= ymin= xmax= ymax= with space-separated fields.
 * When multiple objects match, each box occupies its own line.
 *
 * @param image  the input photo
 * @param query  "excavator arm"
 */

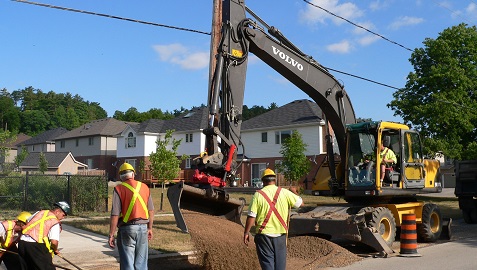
xmin=198 ymin=0 xmax=356 ymax=189
xmin=168 ymin=0 xmax=356 ymax=234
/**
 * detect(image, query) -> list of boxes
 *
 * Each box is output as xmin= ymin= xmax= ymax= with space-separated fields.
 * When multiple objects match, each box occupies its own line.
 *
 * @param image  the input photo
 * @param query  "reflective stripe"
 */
xmin=22 ymin=210 xmax=58 ymax=244
xmin=1 ymin=220 xmax=14 ymax=249
xmin=121 ymin=182 xmax=149 ymax=223
xmin=257 ymin=187 xmax=288 ymax=233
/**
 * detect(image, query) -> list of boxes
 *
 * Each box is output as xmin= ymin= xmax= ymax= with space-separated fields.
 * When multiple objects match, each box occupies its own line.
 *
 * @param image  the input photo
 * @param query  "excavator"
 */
xmin=168 ymin=0 xmax=443 ymax=255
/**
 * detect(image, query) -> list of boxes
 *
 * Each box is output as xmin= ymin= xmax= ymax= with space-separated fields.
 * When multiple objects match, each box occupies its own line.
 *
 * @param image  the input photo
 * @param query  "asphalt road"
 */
xmin=336 ymin=219 xmax=477 ymax=270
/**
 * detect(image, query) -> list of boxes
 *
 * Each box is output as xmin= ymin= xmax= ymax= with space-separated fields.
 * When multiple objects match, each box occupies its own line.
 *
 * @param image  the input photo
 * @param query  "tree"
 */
xmin=389 ymin=23 xmax=477 ymax=160
xmin=14 ymin=145 xmax=28 ymax=169
xmin=276 ymin=130 xmax=310 ymax=187
xmin=0 ymin=131 xmax=15 ymax=173
xmin=38 ymin=152 xmax=48 ymax=174
xmin=149 ymin=130 xmax=188 ymax=210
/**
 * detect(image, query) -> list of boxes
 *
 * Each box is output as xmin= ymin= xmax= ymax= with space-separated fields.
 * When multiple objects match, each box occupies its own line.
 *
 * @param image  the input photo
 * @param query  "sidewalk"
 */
xmin=53 ymin=224 xmax=121 ymax=269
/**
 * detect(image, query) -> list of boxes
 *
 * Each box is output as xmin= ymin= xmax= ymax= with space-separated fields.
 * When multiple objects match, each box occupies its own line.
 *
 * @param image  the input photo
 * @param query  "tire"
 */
xmin=417 ymin=203 xmax=442 ymax=242
xmin=360 ymin=206 xmax=396 ymax=246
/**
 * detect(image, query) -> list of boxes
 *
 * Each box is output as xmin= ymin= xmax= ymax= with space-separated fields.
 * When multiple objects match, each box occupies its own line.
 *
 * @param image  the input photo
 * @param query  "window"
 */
xmin=60 ymin=140 xmax=65 ymax=148
xmin=75 ymin=139 xmax=79 ymax=147
xmin=185 ymin=158 xmax=191 ymax=169
xmin=261 ymin=132 xmax=267 ymax=143
xmin=125 ymin=132 xmax=136 ymax=148
xmin=274 ymin=130 xmax=291 ymax=144
xmin=186 ymin=133 xmax=193 ymax=143
xmin=125 ymin=159 xmax=136 ymax=171
xmin=32 ymin=145 xmax=35 ymax=151
xmin=88 ymin=137 xmax=94 ymax=146
xmin=251 ymin=163 xmax=268 ymax=180
xmin=86 ymin=159 xmax=93 ymax=169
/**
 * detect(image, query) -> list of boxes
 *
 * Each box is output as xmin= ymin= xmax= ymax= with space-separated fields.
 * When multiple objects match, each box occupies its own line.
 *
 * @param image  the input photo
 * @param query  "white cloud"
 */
xmin=466 ymin=3 xmax=477 ymax=20
xmin=369 ymin=0 xmax=392 ymax=11
xmin=352 ymin=21 xmax=376 ymax=35
xmin=389 ymin=16 xmax=424 ymax=30
xmin=357 ymin=35 xmax=380 ymax=46
xmin=152 ymin=43 xmax=209 ymax=70
xmin=300 ymin=0 xmax=364 ymax=25
xmin=326 ymin=40 xmax=352 ymax=53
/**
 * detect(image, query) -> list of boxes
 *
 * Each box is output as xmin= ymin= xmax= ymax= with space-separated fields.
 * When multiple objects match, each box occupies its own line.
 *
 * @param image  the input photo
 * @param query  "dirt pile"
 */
xmin=183 ymin=211 xmax=361 ymax=269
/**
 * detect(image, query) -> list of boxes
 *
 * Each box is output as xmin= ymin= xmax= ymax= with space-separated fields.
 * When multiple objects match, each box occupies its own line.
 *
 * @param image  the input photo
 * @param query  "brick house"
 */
xmin=54 ymin=118 xmax=137 ymax=180
xmin=116 ymin=106 xmax=209 ymax=182
xmin=239 ymin=99 xmax=329 ymax=188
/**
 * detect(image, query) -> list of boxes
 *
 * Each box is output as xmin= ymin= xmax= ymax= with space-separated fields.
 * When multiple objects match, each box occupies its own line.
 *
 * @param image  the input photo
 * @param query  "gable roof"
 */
xmin=242 ymin=99 xmax=323 ymax=130
xmin=5 ymin=133 xmax=31 ymax=149
xmin=130 ymin=106 xmax=209 ymax=134
xmin=161 ymin=106 xmax=209 ymax=132
xmin=54 ymin=118 xmax=138 ymax=140
xmin=19 ymin=127 xmax=68 ymax=146
xmin=19 ymin=152 xmax=86 ymax=168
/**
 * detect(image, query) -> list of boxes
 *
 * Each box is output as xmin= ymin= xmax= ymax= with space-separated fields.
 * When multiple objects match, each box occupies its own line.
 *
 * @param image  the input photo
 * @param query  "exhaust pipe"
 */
xmin=167 ymin=181 xmax=245 ymax=233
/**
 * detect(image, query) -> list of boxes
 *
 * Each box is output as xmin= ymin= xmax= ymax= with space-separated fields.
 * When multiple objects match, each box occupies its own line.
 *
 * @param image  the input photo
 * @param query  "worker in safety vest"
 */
xmin=18 ymin=201 xmax=70 ymax=270
xmin=0 ymin=211 xmax=31 ymax=270
xmin=109 ymin=162 xmax=154 ymax=270
xmin=243 ymin=168 xmax=303 ymax=270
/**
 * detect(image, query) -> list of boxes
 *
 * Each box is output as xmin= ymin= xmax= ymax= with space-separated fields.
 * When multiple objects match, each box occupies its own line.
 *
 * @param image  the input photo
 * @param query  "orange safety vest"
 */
xmin=115 ymin=180 xmax=150 ymax=223
xmin=22 ymin=210 xmax=60 ymax=244
xmin=1 ymin=220 xmax=16 ymax=250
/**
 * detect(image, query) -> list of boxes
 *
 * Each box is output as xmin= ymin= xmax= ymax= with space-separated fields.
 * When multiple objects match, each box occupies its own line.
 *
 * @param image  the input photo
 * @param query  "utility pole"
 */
xmin=207 ymin=0 xmax=222 ymax=102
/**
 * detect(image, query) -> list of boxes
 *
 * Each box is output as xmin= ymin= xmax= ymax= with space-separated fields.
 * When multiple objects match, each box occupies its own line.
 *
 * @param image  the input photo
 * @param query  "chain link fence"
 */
xmin=0 ymin=173 xmax=108 ymax=215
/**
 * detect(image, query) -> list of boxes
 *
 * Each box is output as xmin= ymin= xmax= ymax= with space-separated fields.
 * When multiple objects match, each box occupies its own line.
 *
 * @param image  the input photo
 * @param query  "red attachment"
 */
xmin=224 ymin=144 xmax=237 ymax=172
xmin=192 ymin=169 xmax=225 ymax=187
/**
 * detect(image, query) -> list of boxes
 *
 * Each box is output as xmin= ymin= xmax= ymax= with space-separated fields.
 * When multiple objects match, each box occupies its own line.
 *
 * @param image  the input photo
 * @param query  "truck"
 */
xmin=167 ymin=0 xmax=443 ymax=255
xmin=454 ymin=160 xmax=477 ymax=224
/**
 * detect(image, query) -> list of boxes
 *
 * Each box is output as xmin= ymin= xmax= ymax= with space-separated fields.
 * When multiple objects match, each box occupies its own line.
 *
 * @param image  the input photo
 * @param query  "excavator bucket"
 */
xmin=167 ymin=181 xmax=245 ymax=233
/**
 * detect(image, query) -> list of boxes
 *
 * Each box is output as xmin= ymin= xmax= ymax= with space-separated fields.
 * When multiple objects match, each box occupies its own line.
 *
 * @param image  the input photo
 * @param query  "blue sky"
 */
xmin=1 ymin=1 xmax=476 ymax=123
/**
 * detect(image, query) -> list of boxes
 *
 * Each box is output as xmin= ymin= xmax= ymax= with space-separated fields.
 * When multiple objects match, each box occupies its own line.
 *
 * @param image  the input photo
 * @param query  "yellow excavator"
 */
xmin=168 ymin=0 xmax=443 ymax=255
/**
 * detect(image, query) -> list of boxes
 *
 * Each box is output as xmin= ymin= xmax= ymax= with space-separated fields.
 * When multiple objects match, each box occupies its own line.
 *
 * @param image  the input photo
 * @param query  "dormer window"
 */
xmin=125 ymin=132 xmax=137 ymax=148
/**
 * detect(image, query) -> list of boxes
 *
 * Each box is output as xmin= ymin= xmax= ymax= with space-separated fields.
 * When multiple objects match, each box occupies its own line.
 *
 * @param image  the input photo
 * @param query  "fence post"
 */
xmin=67 ymin=174 xmax=71 ymax=211
xmin=23 ymin=172 xmax=29 ymax=210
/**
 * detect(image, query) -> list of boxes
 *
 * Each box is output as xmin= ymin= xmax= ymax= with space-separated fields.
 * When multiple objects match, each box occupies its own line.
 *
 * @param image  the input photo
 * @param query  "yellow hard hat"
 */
xmin=262 ymin=168 xmax=276 ymax=179
xmin=16 ymin=211 xmax=32 ymax=224
xmin=119 ymin=162 xmax=135 ymax=174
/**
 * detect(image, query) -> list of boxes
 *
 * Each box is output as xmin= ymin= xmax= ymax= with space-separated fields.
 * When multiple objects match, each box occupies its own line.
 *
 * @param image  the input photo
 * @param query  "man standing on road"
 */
xmin=243 ymin=168 xmax=303 ymax=270
xmin=18 ymin=201 xmax=70 ymax=270
xmin=109 ymin=162 xmax=154 ymax=270
xmin=0 ymin=211 xmax=31 ymax=270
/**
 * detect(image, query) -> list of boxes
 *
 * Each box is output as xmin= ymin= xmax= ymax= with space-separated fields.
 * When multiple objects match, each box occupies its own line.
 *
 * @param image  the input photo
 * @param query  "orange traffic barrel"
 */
xmin=399 ymin=213 xmax=421 ymax=257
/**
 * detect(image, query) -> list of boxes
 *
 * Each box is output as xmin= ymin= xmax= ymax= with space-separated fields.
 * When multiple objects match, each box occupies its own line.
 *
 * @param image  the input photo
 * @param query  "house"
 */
xmin=239 ymin=99 xmax=328 ymax=187
xmin=54 ymin=118 xmax=137 ymax=179
xmin=19 ymin=152 xmax=88 ymax=174
xmin=0 ymin=133 xmax=31 ymax=172
xmin=19 ymin=127 xmax=68 ymax=153
xmin=116 ymin=106 xmax=209 ymax=182
xmin=116 ymin=100 xmax=328 ymax=188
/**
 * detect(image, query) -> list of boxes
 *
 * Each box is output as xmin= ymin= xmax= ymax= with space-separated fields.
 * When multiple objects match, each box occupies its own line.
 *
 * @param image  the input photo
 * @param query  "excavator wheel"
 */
xmin=417 ymin=203 xmax=442 ymax=242
xmin=359 ymin=207 xmax=396 ymax=246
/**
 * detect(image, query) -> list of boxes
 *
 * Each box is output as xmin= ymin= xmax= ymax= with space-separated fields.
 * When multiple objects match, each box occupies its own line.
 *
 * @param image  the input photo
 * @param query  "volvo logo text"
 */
xmin=272 ymin=46 xmax=304 ymax=71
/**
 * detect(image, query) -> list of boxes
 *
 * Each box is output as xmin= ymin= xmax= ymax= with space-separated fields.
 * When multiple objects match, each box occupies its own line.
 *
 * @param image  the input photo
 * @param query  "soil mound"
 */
xmin=183 ymin=211 xmax=361 ymax=269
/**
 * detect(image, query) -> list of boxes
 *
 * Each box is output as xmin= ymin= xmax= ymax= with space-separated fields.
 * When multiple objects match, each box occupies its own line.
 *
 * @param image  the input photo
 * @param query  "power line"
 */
xmin=302 ymin=0 xmax=413 ymax=52
xmin=12 ymin=0 xmax=211 ymax=36
xmin=431 ymin=0 xmax=473 ymax=24
xmin=12 ymin=0 xmax=402 ymax=91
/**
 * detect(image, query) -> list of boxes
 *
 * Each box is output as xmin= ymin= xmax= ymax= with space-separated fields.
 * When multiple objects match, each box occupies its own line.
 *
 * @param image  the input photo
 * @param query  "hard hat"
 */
xmin=54 ymin=201 xmax=71 ymax=215
xmin=16 ymin=211 xmax=32 ymax=223
xmin=261 ymin=168 xmax=276 ymax=179
xmin=119 ymin=162 xmax=135 ymax=174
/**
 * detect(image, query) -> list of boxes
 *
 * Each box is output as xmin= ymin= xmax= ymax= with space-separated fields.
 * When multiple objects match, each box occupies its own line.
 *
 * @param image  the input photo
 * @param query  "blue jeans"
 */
xmin=254 ymin=234 xmax=287 ymax=270
xmin=117 ymin=224 xmax=148 ymax=270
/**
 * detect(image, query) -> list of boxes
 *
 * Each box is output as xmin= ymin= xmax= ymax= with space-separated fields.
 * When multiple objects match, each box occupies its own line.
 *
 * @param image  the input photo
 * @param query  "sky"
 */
xmin=1 ymin=0 xmax=476 ymax=123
